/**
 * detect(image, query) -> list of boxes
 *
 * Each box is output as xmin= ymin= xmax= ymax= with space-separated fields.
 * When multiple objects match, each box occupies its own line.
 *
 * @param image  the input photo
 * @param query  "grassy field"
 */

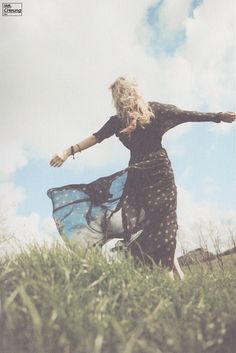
xmin=0 ymin=244 xmax=236 ymax=353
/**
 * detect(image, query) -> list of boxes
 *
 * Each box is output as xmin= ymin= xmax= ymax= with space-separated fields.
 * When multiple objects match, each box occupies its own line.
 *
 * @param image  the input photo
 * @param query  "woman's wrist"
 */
xmin=65 ymin=144 xmax=82 ymax=159
xmin=64 ymin=148 xmax=72 ymax=158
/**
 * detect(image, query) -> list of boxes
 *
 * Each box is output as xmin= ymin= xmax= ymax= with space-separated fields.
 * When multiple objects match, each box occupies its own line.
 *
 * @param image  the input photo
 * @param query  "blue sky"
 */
xmin=0 ymin=0 xmax=235 ymax=251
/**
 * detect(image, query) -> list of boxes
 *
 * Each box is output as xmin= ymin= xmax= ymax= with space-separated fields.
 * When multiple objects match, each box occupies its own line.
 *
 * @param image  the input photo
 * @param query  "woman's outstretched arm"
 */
xmin=49 ymin=115 xmax=121 ymax=168
xmin=151 ymin=102 xmax=236 ymax=135
xmin=49 ymin=135 xmax=97 ymax=168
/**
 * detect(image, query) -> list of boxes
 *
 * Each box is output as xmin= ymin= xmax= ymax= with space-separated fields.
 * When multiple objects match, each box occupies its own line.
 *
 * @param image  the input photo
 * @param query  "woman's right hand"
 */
xmin=49 ymin=149 xmax=70 ymax=168
xmin=220 ymin=112 xmax=236 ymax=123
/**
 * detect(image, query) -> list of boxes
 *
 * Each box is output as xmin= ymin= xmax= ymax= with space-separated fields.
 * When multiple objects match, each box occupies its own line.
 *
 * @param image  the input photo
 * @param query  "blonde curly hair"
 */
xmin=109 ymin=76 xmax=154 ymax=135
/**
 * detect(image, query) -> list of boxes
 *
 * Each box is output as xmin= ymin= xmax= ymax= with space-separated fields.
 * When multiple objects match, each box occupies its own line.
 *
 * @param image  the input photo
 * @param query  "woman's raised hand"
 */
xmin=220 ymin=112 xmax=236 ymax=123
xmin=49 ymin=150 xmax=70 ymax=168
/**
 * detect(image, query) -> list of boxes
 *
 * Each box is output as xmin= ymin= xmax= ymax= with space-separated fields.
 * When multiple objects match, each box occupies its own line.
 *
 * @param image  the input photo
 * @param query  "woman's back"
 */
xmin=93 ymin=100 xmax=223 ymax=164
xmin=93 ymin=101 xmax=164 ymax=162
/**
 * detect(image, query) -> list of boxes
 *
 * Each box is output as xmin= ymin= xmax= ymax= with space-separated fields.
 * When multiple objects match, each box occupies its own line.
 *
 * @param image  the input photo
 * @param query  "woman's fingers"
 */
xmin=50 ymin=154 xmax=58 ymax=163
xmin=53 ymin=161 xmax=63 ymax=167
xmin=226 ymin=112 xmax=236 ymax=121
xmin=221 ymin=112 xmax=236 ymax=123
xmin=50 ymin=157 xmax=59 ymax=166
xmin=50 ymin=154 xmax=64 ymax=167
xmin=53 ymin=159 xmax=62 ymax=167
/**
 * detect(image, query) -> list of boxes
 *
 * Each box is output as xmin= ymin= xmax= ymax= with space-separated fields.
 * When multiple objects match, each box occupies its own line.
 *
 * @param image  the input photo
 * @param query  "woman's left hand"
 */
xmin=220 ymin=112 xmax=236 ymax=123
xmin=49 ymin=150 xmax=70 ymax=168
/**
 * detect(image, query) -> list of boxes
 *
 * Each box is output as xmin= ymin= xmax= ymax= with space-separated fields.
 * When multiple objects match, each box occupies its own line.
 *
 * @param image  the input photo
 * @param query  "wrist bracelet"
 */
xmin=71 ymin=146 xmax=75 ymax=159
xmin=216 ymin=112 xmax=223 ymax=123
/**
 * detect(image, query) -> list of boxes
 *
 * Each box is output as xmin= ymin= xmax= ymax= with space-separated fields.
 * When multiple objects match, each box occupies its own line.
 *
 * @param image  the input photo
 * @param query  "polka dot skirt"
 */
xmin=120 ymin=149 xmax=178 ymax=269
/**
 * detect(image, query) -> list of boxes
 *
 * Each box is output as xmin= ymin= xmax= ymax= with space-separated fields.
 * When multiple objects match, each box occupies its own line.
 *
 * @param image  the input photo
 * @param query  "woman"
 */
xmin=49 ymin=76 xmax=235 ymax=279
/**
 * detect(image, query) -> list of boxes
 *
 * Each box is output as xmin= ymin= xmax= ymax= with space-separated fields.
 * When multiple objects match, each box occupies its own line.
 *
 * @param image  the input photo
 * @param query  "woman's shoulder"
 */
xmin=111 ymin=114 xmax=123 ymax=127
xmin=107 ymin=115 xmax=123 ymax=134
xmin=148 ymin=101 xmax=178 ymax=117
xmin=148 ymin=101 xmax=161 ymax=121
xmin=104 ymin=114 xmax=122 ymax=125
xmin=148 ymin=101 xmax=174 ymax=109
xmin=148 ymin=101 xmax=162 ymax=117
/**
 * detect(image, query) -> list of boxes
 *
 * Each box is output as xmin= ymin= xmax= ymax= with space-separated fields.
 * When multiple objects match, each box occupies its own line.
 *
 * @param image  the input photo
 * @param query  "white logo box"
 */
xmin=2 ymin=3 xmax=23 ymax=16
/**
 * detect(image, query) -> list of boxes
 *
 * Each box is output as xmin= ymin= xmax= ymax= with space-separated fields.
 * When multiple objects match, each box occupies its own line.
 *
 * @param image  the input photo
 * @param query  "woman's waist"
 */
xmin=129 ymin=147 xmax=168 ymax=165
xmin=126 ymin=148 xmax=175 ymax=191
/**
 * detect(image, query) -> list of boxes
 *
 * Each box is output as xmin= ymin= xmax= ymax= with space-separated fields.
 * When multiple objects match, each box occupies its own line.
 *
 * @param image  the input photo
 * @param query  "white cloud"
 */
xmin=178 ymin=0 xmax=236 ymax=111
xmin=0 ymin=182 xmax=63 ymax=258
xmin=0 ymin=0 xmax=159 ymax=172
xmin=176 ymin=185 xmax=236 ymax=254
xmin=0 ymin=139 xmax=28 ymax=182
xmin=157 ymin=0 xmax=190 ymax=33
xmin=145 ymin=0 xmax=235 ymax=111
xmin=0 ymin=182 xmax=25 ymax=215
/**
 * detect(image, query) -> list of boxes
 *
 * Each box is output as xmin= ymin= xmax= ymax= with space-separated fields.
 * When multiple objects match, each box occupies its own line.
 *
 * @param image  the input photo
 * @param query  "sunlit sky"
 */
xmin=0 ymin=0 xmax=235 ymax=252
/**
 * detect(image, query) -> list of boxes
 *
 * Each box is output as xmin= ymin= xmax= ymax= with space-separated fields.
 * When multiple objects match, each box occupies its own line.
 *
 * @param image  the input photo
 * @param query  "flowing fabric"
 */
xmin=47 ymin=169 xmax=128 ymax=247
xmin=47 ymin=101 xmax=222 ymax=269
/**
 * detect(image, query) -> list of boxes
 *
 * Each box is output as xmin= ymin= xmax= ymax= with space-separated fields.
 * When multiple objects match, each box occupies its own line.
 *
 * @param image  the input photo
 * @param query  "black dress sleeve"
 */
xmin=92 ymin=115 xmax=122 ymax=143
xmin=150 ymin=101 xmax=222 ymax=135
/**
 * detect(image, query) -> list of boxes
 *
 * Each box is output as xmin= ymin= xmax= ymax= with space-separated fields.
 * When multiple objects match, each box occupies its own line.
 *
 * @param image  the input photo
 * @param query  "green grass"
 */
xmin=0 ymin=244 xmax=236 ymax=353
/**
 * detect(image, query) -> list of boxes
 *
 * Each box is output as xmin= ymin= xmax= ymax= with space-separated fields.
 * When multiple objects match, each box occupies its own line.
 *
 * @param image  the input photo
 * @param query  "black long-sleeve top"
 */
xmin=92 ymin=101 xmax=222 ymax=163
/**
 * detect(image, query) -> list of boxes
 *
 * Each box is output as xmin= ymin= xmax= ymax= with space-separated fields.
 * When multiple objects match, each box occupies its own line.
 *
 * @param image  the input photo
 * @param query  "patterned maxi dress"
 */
xmin=47 ymin=101 xmax=222 ymax=269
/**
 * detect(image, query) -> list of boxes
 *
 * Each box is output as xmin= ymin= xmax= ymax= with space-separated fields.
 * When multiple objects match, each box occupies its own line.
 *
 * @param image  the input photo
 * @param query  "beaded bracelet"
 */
xmin=71 ymin=144 xmax=82 ymax=159
xmin=71 ymin=146 xmax=75 ymax=159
